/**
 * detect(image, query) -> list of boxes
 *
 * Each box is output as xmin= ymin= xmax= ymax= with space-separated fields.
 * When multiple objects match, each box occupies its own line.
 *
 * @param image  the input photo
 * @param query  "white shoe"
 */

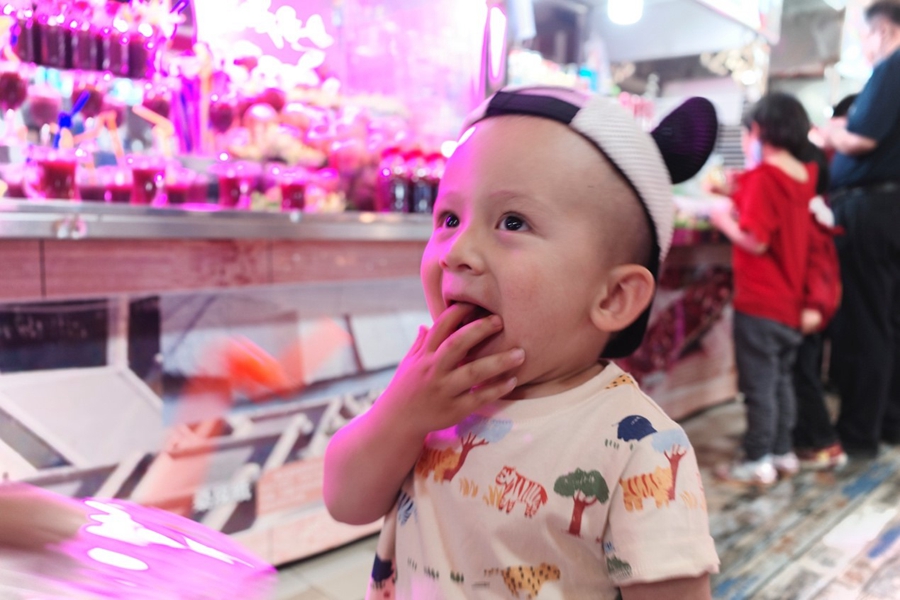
xmin=772 ymin=452 xmax=800 ymax=476
xmin=716 ymin=455 xmax=778 ymax=485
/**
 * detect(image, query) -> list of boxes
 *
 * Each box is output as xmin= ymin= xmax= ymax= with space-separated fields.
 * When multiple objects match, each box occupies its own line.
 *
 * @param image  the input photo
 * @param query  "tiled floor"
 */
xmin=276 ymin=398 xmax=900 ymax=600
xmin=275 ymin=534 xmax=377 ymax=600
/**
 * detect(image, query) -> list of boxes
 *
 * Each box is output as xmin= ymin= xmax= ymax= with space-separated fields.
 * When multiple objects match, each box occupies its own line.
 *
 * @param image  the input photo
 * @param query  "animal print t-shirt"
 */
xmin=365 ymin=363 xmax=719 ymax=599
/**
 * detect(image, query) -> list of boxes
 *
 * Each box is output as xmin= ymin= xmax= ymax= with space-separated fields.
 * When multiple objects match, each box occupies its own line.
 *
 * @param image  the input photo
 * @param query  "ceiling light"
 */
xmin=608 ymin=0 xmax=644 ymax=25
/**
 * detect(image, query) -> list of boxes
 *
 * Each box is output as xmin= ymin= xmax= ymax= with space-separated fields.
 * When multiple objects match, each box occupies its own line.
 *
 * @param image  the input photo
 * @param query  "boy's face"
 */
xmin=421 ymin=117 xmax=622 ymax=390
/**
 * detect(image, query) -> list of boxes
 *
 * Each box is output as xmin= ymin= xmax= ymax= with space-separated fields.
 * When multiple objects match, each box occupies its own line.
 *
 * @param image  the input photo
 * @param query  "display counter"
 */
xmin=0 ymin=200 xmax=734 ymax=565
xmin=0 ymin=201 xmax=431 ymax=302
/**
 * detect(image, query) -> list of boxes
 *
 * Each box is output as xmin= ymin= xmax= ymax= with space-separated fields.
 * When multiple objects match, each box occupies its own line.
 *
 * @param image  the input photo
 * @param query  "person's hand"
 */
xmin=801 ymin=308 xmax=824 ymax=334
xmin=708 ymin=201 xmax=735 ymax=233
xmin=820 ymin=117 xmax=848 ymax=150
xmin=374 ymin=303 xmax=525 ymax=437
xmin=0 ymin=484 xmax=87 ymax=551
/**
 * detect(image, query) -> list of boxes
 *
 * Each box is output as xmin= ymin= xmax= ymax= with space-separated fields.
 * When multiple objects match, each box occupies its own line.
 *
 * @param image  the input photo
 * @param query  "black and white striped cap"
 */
xmin=462 ymin=85 xmax=719 ymax=358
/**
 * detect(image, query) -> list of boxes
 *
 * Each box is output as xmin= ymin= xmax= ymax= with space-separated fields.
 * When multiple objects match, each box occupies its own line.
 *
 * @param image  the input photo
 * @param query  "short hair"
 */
xmin=865 ymin=1 xmax=900 ymax=26
xmin=832 ymin=94 xmax=858 ymax=118
xmin=741 ymin=92 xmax=811 ymax=157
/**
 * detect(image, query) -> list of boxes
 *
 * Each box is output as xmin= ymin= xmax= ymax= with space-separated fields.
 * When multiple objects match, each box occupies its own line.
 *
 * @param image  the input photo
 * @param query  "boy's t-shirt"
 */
xmin=731 ymin=162 xmax=818 ymax=328
xmin=366 ymin=363 xmax=719 ymax=599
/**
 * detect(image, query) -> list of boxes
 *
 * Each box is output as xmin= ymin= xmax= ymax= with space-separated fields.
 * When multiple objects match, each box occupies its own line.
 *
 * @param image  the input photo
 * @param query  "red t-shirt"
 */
xmin=731 ymin=162 xmax=818 ymax=329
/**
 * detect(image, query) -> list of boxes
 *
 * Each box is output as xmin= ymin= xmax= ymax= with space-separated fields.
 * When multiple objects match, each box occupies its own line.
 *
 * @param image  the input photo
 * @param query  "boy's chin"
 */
xmin=462 ymin=334 xmax=506 ymax=364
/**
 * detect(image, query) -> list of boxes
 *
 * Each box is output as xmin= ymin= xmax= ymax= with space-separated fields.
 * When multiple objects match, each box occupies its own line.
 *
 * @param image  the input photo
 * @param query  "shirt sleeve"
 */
xmin=846 ymin=54 xmax=900 ymax=143
xmin=734 ymin=169 xmax=780 ymax=247
xmin=602 ymin=427 xmax=719 ymax=586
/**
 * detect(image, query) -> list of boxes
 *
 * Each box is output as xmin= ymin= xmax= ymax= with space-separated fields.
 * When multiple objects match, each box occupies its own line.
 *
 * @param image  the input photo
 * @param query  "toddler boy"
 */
xmin=325 ymin=86 xmax=720 ymax=599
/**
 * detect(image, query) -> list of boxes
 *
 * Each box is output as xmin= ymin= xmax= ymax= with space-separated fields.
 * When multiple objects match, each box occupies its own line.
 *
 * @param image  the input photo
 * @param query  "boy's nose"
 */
xmin=439 ymin=228 xmax=485 ymax=273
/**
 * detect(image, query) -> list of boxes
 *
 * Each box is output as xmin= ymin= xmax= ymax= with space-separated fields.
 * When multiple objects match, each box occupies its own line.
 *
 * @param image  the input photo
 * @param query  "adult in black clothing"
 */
xmin=821 ymin=1 xmax=900 ymax=458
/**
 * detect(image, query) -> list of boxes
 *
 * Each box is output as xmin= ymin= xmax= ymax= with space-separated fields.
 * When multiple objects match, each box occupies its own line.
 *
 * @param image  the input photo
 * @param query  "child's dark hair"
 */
xmin=741 ymin=93 xmax=811 ymax=158
xmin=866 ymin=1 xmax=900 ymax=26
xmin=832 ymin=94 xmax=858 ymax=119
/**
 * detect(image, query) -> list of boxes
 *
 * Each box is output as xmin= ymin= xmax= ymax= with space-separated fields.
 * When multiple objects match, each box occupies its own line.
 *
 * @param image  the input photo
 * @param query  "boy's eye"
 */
xmin=440 ymin=212 xmax=460 ymax=228
xmin=499 ymin=214 xmax=528 ymax=231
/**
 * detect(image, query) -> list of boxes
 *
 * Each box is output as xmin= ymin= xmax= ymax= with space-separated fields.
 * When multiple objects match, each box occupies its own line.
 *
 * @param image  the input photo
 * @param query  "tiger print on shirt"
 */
xmin=495 ymin=466 xmax=548 ymax=518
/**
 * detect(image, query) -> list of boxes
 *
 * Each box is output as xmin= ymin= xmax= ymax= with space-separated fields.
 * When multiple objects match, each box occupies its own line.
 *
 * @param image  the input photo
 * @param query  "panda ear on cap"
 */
xmin=651 ymin=97 xmax=719 ymax=185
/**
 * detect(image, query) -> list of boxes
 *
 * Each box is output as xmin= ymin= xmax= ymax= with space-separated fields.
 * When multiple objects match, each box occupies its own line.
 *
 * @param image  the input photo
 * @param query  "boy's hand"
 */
xmin=376 ymin=303 xmax=525 ymax=437
xmin=801 ymin=308 xmax=823 ymax=334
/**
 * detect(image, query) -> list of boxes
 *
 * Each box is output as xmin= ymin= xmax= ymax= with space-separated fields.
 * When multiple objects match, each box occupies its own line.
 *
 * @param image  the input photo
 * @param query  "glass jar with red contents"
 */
xmin=277 ymin=167 xmax=310 ymax=211
xmin=71 ymin=78 xmax=106 ymax=121
xmin=0 ymin=67 xmax=28 ymax=115
xmin=375 ymin=147 xmax=410 ymax=213
xmin=38 ymin=3 xmax=71 ymax=69
xmin=141 ymin=81 xmax=172 ymax=120
xmin=13 ymin=5 xmax=40 ymax=64
xmin=406 ymin=150 xmax=436 ymax=214
xmin=424 ymin=152 xmax=445 ymax=209
xmin=209 ymin=94 xmax=237 ymax=134
xmin=102 ymin=18 xmax=130 ymax=77
xmin=70 ymin=4 xmax=100 ymax=71
xmin=128 ymin=22 xmax=160 ymax=79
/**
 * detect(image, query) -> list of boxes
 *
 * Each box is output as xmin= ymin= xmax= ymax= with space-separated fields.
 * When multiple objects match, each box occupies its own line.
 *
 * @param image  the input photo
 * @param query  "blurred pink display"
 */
xmin=0 ymin=485 xmax=275 ymax=599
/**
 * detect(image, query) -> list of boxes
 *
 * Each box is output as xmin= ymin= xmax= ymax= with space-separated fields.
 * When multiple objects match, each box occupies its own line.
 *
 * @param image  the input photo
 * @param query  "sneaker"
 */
xmin=796 ymin=443 xmax=849 ymax=470
xmin=715 ymin=455 xmax=778 ymax=486
xmin=772 ymin=452 xmax=800 ymax=477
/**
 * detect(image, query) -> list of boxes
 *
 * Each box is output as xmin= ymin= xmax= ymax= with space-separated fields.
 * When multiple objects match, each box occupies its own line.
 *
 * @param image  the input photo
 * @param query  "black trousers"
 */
xmin=830 ymin=188 xmax=900 ymax=456
xmin=734 ymin=312 xmax=803 ymax=460
xmin=792 ymin=332 xmax=838 ymax=450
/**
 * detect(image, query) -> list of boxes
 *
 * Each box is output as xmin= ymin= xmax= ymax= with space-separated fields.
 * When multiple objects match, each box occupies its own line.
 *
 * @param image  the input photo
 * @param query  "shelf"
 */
xmin=0 ymin=200 xmax=434 ymax=242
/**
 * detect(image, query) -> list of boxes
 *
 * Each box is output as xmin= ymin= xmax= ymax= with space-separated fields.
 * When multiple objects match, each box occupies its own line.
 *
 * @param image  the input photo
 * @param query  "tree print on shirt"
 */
xmin=553 ymin=469 xmax=609 ymax=536
xmin=651 ymin=428 xmax=690 ymax=501
xmin=441 ymin=415 xmax=513 ymax=482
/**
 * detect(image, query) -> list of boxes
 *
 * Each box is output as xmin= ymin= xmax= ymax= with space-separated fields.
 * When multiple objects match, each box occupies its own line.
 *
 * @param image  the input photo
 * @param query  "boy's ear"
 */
xmin=590 ymin=265 xmax=656 ymax=335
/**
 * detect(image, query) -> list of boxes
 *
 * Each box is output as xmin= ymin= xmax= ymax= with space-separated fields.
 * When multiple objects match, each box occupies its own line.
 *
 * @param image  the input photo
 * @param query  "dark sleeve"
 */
xmin=846 ymin=54 xmax=900 ymax=143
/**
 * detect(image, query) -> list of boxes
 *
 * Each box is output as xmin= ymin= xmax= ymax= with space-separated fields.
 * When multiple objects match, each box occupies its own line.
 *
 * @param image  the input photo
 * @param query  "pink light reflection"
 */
xmin=87 ymin=548 xmax=149 ymax=571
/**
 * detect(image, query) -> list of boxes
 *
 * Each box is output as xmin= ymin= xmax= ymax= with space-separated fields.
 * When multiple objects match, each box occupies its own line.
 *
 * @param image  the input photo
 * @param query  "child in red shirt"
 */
xmin=711 ymin=93 xmax=820 ymax=484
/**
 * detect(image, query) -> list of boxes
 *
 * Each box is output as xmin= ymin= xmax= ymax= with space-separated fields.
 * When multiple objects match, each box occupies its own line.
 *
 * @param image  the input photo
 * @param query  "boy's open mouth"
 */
xmin=450 ymin=301 xmax=494 ymax=330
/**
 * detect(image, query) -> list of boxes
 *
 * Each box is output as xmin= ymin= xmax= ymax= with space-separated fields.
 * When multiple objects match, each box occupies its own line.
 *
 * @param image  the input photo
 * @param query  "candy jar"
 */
xmin=406 ymin=150 xmax=435 ymax=214
xmin=141 ymin=81 xmax=172 ymax=119
xmin=70 ymin=4 xmax=100 ymax=71
xmin=128 ymin=23 xmax=160 ymax=80
xmin=24 ymin=84 xmax=62 ymax=146
xmin=71 ymin=75 xmax=108 ymax=153
xmin=0 ymin=65 xmax=28 ymax=142
xmin=38 ymin=2 xmax=69 ymax=69
xmin=425 ymin=152 xmax=446 ymax=206
xmin=209 ymin=94 xmax=236 ymax=134
xmin=102 ymin=17 xmax=130 ymax=77
xmin=13 ymin=4 xmax=40 ymax=64
xmin=375 ymin=147 xmax=410 ymax=213
xmin=209 ymin=93 xmax=236 ymax=154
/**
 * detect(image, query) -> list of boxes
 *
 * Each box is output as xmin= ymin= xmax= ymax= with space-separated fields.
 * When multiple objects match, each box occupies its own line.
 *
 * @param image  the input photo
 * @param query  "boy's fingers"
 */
xmin=451 ymin=348 xmax=524 ymax=390
xmin=436 ymin=315 xmax=503 ymax=367
xmin=424 ymin=303 xmax=475 ymax=352
xmin=410 ymin=325 xmax=429 ymax=354
xmin=461 ymin=376 xmax=518 ymax=410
